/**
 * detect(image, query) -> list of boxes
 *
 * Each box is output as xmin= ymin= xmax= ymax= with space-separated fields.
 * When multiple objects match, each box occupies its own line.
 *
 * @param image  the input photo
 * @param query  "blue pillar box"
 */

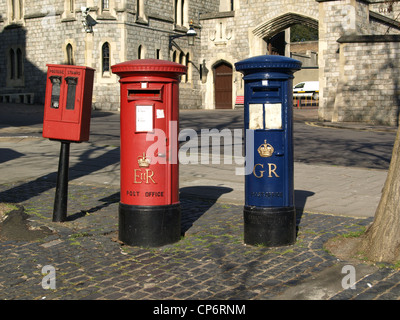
xmin=235 ymin=55 xmax=302 ymax=247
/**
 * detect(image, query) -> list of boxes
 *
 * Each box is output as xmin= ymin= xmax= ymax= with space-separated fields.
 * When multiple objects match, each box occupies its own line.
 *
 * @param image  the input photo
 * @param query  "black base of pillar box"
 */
xmin=118 ymin=203 xmax=181 ymax=247
xmin=243 ymin=206 xmax=296 ymax=247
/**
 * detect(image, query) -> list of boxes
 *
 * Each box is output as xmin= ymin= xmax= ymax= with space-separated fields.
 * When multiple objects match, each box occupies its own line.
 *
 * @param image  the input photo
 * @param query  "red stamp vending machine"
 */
xmin=43 ymin=64 xmax=95 ymax=142
xmin=42 ymin=64 xmax=95 ymax=222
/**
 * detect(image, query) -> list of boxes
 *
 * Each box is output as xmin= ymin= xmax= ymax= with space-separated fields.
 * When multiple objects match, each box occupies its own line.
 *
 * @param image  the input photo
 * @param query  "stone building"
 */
xmin=1 ymin=0 xmax=400 ymax=125
xmin=318 ymin=0 xmax=400 ymax=125
xmin=0 ymin=0 xmax=219 ymax=110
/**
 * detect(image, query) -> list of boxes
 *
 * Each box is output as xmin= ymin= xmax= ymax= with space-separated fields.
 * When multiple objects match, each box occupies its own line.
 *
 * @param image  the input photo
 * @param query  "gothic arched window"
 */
xmin=102 ymin=42 xmax=110 ymax=73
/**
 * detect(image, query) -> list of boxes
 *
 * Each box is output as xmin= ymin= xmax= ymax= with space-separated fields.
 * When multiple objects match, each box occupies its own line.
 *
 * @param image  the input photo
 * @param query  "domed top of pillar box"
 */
xmin=111 ymin=59 xmax=187 ymax=79
xmin=235 ymin=55 xmax=302 ymax=79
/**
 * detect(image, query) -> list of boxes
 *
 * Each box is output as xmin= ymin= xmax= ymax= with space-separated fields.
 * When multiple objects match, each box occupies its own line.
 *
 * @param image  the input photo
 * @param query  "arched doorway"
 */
xmin=253 ymin=13 xmax=318 ymax=41
xmin=251 ymin=13 xmax=319 ymax=102
xmin=252 ymin=13 xmax=318 ymax=57
xmin=214 ymin=61 xmax=232 ymax=109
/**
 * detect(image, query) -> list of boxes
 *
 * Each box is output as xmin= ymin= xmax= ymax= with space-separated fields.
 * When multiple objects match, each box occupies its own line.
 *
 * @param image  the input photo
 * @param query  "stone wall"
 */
xmin=0 ymin=0 xmax=219 ymax=110
xmin=0 ymin=0 xmax=125 ymax=107
xmin=334 ymin=35 xmax=400 ymax=125
xmin=200 ymin=11 xmax=237 ymax=109
xmin=318 ymin=0 xmax=400 ymax=125
xmin=317 ymin=0 xmax=356 ymax=122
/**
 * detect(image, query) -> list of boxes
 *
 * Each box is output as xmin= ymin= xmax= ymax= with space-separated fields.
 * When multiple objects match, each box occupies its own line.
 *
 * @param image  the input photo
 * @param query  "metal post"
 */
xmin=53 ymin=141 xmax=70 ymax=222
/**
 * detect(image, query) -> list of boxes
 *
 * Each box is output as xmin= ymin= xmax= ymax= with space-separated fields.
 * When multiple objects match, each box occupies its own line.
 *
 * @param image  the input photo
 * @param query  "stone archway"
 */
xmin=253 ymin=12 xmax=318 ymax=40
xmin=249 ymin=12 xmax=319 ymax=57
xmin=248 ymin=12 xmax=320 ymax=95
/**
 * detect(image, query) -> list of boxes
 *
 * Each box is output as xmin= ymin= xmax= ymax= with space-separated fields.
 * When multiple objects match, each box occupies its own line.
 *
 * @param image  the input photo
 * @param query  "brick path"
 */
xmin=3 ymin=179 xmax=399 ymax=301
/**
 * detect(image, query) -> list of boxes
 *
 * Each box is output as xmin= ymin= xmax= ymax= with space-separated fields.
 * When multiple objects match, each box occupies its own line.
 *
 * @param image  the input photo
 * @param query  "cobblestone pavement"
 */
xmin=1 ymin=178 xmax=400 ymax=301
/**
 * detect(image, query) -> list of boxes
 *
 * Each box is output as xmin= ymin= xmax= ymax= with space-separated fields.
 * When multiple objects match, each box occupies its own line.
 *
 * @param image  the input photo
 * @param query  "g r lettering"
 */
xmin=268 ymin=163 xmax=279 ymax=178
xmin=252 ymin=163 xmax=279 ymax=178
xmin=253 ymin=164 xmax=265 ymax=178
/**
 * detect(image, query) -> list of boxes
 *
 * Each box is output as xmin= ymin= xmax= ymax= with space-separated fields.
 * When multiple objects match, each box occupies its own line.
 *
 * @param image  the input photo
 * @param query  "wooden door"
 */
xmin=214 ymin=62 xmax=232 ymax=109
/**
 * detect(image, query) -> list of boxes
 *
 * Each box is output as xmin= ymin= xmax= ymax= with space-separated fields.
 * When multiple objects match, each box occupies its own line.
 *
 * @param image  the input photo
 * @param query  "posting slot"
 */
xmin=251 ymin=86 xmax=280 ymax=99
xmin=128 ymin=87 xmax=163 ymax=101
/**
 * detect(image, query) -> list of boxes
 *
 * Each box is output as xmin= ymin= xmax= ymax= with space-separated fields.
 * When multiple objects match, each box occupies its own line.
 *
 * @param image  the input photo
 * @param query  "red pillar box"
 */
xmin=111 ymin=59 xmax=186 ymax=247
xmin=43 ymin=64 xmax=95 ymax=142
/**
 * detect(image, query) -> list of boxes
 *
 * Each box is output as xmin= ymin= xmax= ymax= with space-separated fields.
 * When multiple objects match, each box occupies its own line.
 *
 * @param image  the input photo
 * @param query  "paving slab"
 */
xmin=0 ymin=137 xmax=387 ymax=217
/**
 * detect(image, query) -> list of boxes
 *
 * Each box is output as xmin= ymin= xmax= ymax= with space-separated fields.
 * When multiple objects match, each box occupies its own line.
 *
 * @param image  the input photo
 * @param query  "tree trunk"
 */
xmin=358 ymin=126 xmax=400 ymax=263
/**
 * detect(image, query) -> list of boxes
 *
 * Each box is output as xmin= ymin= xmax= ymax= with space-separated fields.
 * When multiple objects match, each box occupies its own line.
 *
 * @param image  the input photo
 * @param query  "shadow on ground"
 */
xmin=180 ymin=186 xmax=233 ymax=234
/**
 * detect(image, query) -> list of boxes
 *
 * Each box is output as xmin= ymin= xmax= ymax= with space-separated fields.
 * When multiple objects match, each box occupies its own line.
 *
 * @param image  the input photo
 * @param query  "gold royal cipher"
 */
xmin=258 ymin=140 xmax=274 ymax=158
xmin=134 ymin=153 xmax=156 ymax=184
xmin=138 ymin=152 xmax=151 ymax=168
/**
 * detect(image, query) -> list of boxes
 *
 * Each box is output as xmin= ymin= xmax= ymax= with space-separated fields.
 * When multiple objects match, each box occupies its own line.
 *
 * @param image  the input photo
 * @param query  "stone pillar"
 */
xmin=317 ymin=0 xmax=370 ymax=122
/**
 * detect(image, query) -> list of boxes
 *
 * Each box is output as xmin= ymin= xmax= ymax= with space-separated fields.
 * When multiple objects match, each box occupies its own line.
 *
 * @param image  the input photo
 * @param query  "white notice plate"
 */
xmin=136 ymin=105 xmax=153 ymax=132
xmin=249 ymin=104 xmax=264 ymax=130
xmin=264 ymin=103 xmax=282 ymax=129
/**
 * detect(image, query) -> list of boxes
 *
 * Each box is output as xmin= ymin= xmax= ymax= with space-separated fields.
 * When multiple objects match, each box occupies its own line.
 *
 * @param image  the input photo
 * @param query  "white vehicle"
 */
xmin=293 ymin=81 xmax=319 ymax=100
